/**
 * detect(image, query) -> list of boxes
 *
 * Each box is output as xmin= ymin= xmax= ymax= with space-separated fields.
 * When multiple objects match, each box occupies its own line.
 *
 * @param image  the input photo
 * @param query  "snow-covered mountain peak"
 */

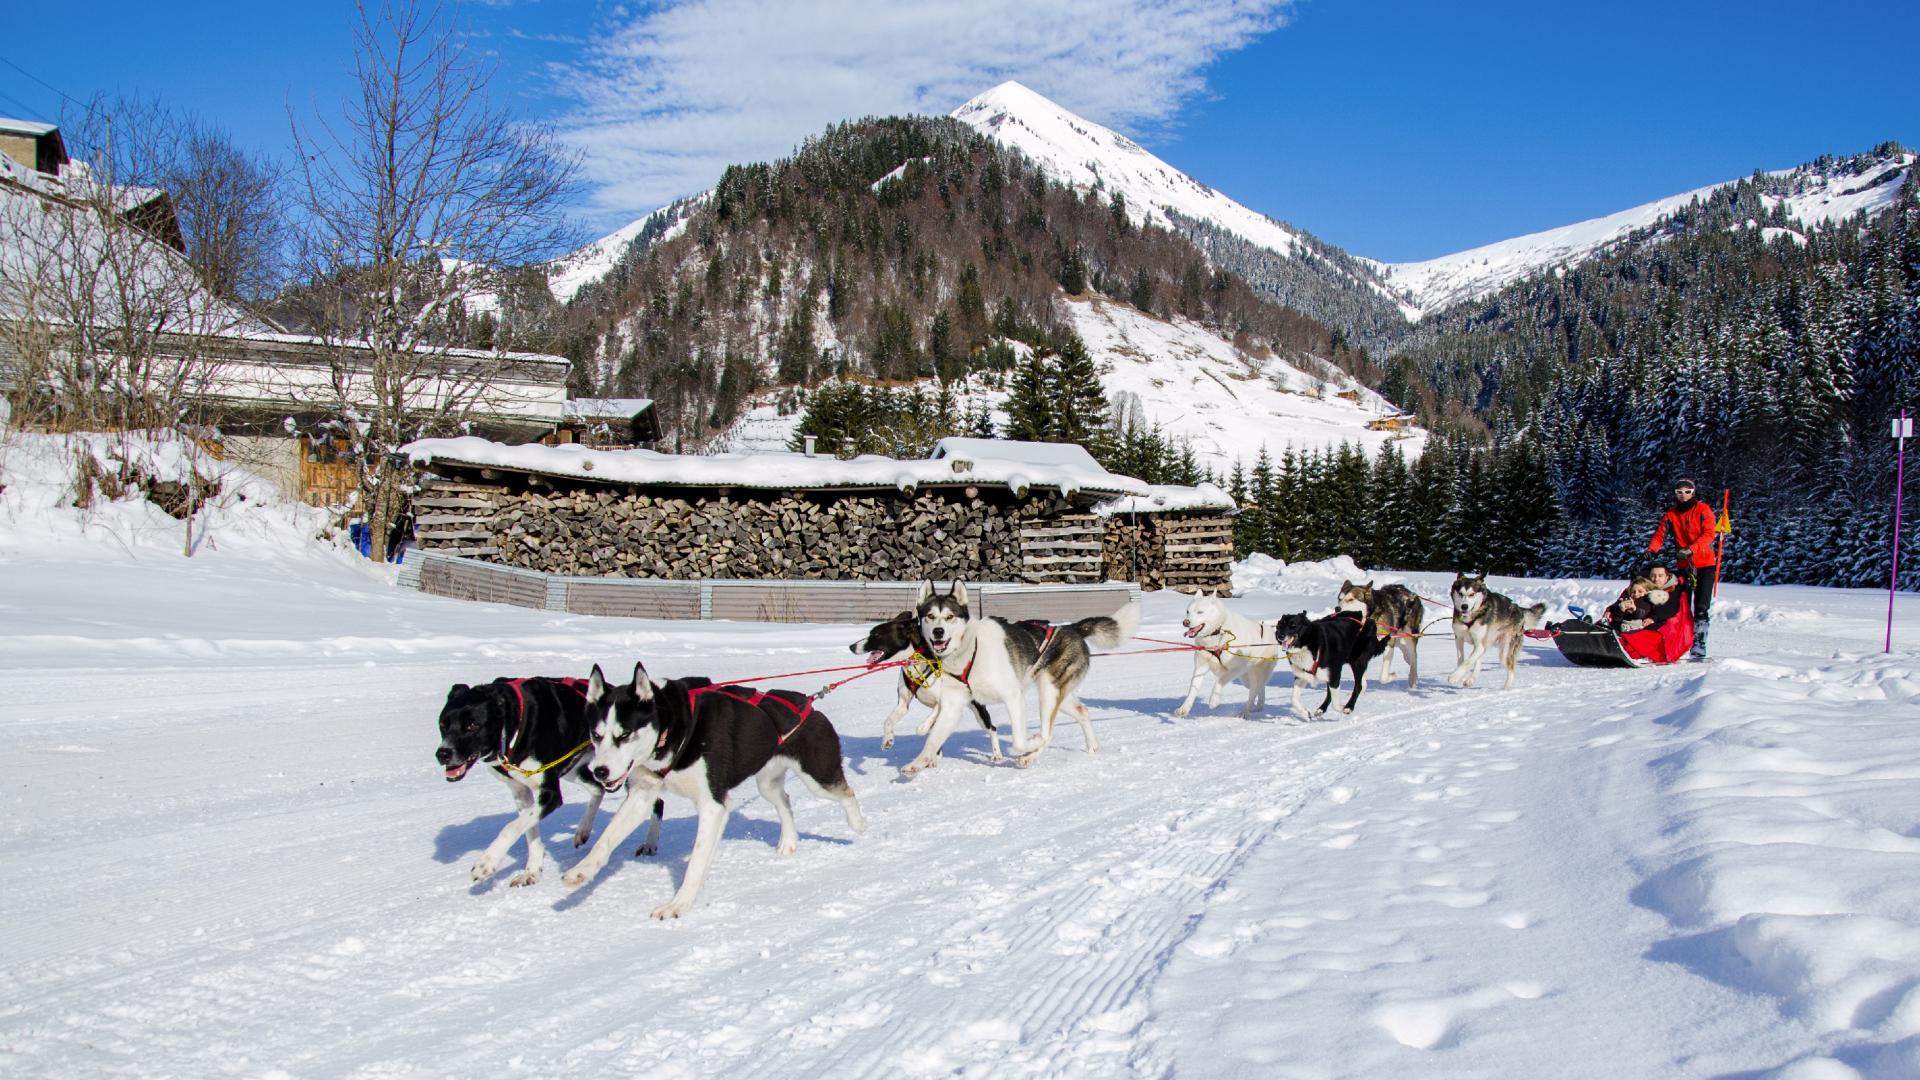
xmin=1381 ymin=147 xmax=1914 ymax=316
xmin=951 ymin=82 xmax=1307 ymax=261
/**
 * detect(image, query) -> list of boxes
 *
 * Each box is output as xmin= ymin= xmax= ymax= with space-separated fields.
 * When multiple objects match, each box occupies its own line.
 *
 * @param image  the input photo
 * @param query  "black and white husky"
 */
xmin=1274 ymin=610 xmax=1377 ymax=720
xmin=1336 ymin=580 xmax=1425 ymax=688
xmin=561 ymin=663 xmax=867 ymax=919
xmin=1447 ymin=574 xmax=1548 ymax=690
xmin=435 ymin=676 xmax=663 ymax=887
xmin=1172 ymin=593 xmax=1279 ymax=718
xmin=908 ymin=580 xmax=1141 ymax=772
xmin=850 ymin=611 xmax=1000 ymax=761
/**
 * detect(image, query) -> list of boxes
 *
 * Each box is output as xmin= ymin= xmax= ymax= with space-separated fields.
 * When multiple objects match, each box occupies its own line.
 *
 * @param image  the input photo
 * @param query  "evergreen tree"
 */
xmin=1003 ymin=347 xmax=1054 ymax=441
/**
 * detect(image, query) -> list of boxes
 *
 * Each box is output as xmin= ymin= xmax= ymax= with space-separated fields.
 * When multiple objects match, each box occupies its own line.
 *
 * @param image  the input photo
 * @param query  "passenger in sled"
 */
xmin=1553 ymin=562 xmax=1696 ymax=668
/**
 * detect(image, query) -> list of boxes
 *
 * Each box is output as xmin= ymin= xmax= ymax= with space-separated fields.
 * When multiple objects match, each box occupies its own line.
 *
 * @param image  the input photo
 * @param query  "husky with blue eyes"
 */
xmin=560 ymin=663 xmax=867 ymax=919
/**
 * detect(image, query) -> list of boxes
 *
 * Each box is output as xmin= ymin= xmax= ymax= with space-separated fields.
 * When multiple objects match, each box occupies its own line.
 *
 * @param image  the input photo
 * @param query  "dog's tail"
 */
xmin=1075 ymin=602 xmax=1142 ymax=651
xmin=1523 ymin=603 xmax=1548 ymax=630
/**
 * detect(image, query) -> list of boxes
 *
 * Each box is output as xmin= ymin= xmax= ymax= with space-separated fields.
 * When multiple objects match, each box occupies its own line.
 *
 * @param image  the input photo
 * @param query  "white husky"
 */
xmin=1171 ymin=593 xmax=1279 ymax=718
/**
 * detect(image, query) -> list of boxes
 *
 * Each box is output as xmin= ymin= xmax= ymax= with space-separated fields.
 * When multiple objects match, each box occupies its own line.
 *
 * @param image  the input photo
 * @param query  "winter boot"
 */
xmin=1689 ymin=617 xmax=1710 ymax=661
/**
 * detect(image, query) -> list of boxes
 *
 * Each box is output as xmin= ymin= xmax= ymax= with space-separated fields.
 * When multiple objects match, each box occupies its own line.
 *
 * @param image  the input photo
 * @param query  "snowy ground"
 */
xmin=4 ymin=439 xmax=1920 ymax=1078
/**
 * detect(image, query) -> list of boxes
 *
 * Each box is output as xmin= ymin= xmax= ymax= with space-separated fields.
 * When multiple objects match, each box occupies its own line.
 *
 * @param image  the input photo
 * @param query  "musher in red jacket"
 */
xmin=1647 ymin=478 xmax=1718 ymax=660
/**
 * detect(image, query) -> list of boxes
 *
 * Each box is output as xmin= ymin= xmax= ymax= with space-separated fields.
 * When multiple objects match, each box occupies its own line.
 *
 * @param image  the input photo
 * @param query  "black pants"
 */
xmin=1682 ymin=565 xmax=1714 ymax=625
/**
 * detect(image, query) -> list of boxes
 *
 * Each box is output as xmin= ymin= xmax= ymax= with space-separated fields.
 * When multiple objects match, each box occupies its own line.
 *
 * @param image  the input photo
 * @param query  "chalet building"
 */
xmin=0 ymin=116 xmax=572 ymax=506
xmin=548 ymin=398 xmax=659 ymax=449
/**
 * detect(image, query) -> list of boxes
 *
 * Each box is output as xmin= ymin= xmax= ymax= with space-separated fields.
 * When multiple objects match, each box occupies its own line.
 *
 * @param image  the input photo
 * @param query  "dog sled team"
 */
xmin=430 ymin=571 xmax=1585 ymax=917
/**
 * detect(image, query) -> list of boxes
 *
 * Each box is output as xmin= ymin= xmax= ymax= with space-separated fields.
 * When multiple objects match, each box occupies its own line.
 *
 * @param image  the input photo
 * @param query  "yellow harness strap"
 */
xmin=497 ymin=739 xmax=591 ymax=778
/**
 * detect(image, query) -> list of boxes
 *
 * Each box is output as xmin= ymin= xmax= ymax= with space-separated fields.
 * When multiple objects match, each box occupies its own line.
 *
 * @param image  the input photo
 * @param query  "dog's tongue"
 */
xmin=866 ymin=650 xmax=886 ymax=665
xmin=1184 ymin=624 xmax=1201 ymax=639
xmin=443 ymin=762 xmax=471 ymax=782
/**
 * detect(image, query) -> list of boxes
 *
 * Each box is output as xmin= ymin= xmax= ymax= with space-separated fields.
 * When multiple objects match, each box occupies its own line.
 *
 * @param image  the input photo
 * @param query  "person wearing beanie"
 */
xmin=1646 ymin=479 xmax=1718 ymax=659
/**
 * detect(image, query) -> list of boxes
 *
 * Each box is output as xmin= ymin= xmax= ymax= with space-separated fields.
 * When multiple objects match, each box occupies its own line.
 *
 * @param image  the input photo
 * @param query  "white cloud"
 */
xmin=555 ymin=0 xmax=1291 ymax=230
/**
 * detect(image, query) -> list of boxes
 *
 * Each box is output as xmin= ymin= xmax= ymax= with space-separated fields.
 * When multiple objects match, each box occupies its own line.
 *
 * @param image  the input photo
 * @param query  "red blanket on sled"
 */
xmin=1618 ymin=594 xmax=1695 ymax=664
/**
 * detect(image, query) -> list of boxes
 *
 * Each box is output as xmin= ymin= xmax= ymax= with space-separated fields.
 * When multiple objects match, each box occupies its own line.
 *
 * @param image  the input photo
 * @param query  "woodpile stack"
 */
xmin=411 ymin=474 xmax=1233 ymax=592
xmin=1019 ymin=514 xmax=1105 ymax=584
xmin=1104 ymin=513 xmax=1235 ymax=593
xmin=414 ymin=477 xmax=1096 ymax=582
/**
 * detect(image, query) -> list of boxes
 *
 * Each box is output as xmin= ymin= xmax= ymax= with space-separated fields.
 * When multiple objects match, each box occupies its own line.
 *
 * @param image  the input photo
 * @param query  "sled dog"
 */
xmin=909 ymin=580 xmax=1141 ymax=772
xmin=1447 ymin=574 xmax=1548 ymax=690
xmin=1171 ymin=592 xmax=1279 ymax=718
xmin=1274 ymin=610 xmax=1378 ymax=720
xmin=850 ymin=611 xmax=1000 ymax=761
xmin=435 ymin=676 xmax=663 ymax=887
xmin=1336 ymin=580 xmax=1425 ymax=688
xmin=562 ymin=664 xmax=867 ymax=919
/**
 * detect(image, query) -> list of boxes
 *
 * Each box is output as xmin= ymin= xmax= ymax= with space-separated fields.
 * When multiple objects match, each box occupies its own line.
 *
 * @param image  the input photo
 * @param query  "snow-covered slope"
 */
xmin=717 ymin=296 xmax=1422 ymax=467
xmin=1380 ymin=151 xmax=1914 ymax=315
xmin=548 ymin=193 xmax=708 ymax=303
xmin=1062 ymin=296 xmax=1421 ymax=467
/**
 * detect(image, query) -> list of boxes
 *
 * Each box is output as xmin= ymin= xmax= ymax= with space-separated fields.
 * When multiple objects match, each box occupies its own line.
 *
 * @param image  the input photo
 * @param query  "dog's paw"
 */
xmin=988 ymin=750 xmax=1004 ymax=764
xmin=1014 ymin=751 xmax=1040 ymax=769
xmin=900 ymin=758 xmax=930 ymax=776
xmin=1462 ymin=677 xmax=1479 ymax=688
xmin=561 ymin=868 xmax=591 ymax=888
xmin=777 ymin=835 xmax=798 ymax=856
xmin=1171 ymin=704 xmax=1191 ymax=718
xmin=881 ymin=736 xmax=894 ymax=750
xmin=508 ymin=870 xmax=540 ymax=888
xmin=633 ymin=841 xmax=658 ymax=857
xmin=470 ymin=857 xmax=500 ymax=883
xmin=572 ymin=832 xmax=592 ymax=848
xmin=1445 ymin=673 xmax=1466 ymax=687
xmin=1339 ymin=707 xmax=1354 ymax=716
xmin=651 ymin=902 xmax=687 ymax=920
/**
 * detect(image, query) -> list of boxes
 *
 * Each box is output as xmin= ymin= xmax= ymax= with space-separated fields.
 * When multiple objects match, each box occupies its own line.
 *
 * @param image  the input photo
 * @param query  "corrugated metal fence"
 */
xmin=398 ymin=549 xmax=1139 ymax=624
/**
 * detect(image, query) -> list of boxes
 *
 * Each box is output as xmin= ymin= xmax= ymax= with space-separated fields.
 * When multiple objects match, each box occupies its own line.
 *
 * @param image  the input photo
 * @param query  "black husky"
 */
xmin=561 ymin=663 xmax=868 ymax=919
xmin=1274 ymin=610 xmax=1378 ymax=719
xmin=851 ymin=611 xmax=999 ymax=760
xmin=435 ymin=676 xmax=663 ymax=887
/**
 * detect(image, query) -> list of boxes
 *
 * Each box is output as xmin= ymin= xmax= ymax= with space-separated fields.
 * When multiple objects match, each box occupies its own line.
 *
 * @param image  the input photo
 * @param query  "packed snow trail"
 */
xmin=10 ymin=482 xmax=1920 ymax=1077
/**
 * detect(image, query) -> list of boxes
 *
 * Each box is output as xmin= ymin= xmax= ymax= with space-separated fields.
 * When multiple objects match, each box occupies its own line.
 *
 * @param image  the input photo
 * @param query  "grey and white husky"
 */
xmin=1447 ymin=574 xmax=1548 ymax=690
xmin=1335 ymin=580 xmax=1425 ymax=688
xmin=908 ymin=581 xmax=1140 ymax=772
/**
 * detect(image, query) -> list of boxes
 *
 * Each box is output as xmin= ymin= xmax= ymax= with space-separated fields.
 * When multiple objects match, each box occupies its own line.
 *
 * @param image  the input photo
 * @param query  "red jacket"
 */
xmin=1648 ymin=498 xmax=1719 ymax=569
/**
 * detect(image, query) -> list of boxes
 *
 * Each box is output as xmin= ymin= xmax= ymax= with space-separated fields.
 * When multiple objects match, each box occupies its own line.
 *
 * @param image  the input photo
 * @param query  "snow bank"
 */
xmin=0 ymin=431 xmax=362 ymax=569
xmin=1632 ymin=651 xmax=1920 ymax=1072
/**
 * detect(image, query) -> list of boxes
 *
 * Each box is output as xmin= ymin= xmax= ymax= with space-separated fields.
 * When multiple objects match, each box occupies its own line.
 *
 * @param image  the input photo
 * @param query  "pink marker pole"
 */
xmin=1893 ymin=409 xmax=1911 ymax=654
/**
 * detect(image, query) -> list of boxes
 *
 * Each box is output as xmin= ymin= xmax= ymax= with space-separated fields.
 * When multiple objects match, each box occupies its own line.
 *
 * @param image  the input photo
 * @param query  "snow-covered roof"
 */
xmin=563 ymin=398 xmax=654 ymax=420
xmin=1094 ymin=481 xmax=1236 ymax=517
xmin=931 ymin=437 xmax=1106 ymax=472
xmin=406 ymin=435 xmax=1151 ymax=499
xmin=0 ymin=117 xmax=58 ymax=137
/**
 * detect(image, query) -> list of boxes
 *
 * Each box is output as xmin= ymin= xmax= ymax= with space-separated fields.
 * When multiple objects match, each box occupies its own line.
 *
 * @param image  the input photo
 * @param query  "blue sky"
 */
xmin=4 ymin=1 xmax=1914 ymax=262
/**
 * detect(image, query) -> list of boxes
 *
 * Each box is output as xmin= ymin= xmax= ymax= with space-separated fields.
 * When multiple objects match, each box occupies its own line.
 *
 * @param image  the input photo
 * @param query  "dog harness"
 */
xmin=494 ymin=677 xmax=593 ymax=778
xmin=686 ymin=685 xmax=819 ymax=747
xmin=903 ymin=651 xmax=942 ymax=691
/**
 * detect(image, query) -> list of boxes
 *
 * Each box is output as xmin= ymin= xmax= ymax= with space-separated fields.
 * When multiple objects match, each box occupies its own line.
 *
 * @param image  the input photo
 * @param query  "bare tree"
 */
xmin=0 ymin=98 xmax=256 ymax=556
xmin=60 ymin=94 xmax=290 ymax=307
xmin=290 ymin=0 xmax=579 ymax=559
